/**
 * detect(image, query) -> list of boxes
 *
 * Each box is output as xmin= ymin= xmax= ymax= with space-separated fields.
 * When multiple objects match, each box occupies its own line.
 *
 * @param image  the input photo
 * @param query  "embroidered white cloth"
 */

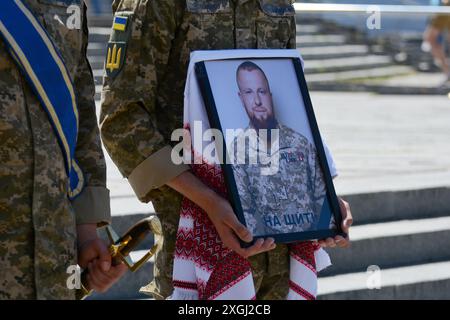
xmin=171 ymin=50 xmax=335 ymax=300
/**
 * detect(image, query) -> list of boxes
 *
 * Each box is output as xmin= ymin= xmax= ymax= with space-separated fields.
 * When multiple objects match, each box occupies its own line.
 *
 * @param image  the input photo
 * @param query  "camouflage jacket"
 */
xmin=232 ymin=124 xmax=328 ymax=237
xmin=0 ymin=0 xmax=110 ymax=299
xmin=100 ymin=0 xmax=297 ymax=298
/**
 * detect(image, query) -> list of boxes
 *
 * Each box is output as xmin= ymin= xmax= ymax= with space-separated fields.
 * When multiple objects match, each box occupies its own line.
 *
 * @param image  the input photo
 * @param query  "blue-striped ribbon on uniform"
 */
xmin=0 ymin=0 xmax=84 ymax=199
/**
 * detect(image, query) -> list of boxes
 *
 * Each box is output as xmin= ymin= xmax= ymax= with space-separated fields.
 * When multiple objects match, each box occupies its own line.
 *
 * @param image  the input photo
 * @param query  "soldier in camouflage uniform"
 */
xmin=232 ymin=61 xmax=331 ymax=237
xmin=101 ymin=0 xmax=351 ymax=300
xmin=0 ymin=0 xmax=126 ymax=299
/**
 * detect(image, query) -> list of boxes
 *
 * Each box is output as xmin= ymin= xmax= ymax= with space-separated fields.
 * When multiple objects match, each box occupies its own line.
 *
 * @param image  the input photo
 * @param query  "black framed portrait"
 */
xmin=194 ymin=55 xmax=344 ymax=244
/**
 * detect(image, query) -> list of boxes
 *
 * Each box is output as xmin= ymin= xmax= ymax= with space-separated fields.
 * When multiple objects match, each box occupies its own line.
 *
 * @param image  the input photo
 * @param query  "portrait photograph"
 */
xmin=195 ymin=57 xmax=344 ymax=243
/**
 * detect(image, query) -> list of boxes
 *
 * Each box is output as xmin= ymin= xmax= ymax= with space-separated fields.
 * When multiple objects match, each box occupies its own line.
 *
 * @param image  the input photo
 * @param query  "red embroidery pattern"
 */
xmin=174 ymin=162 xmax=231 ymax=267
xmin=175 ymin=198 xmax=229 ymax=272
xmin=202 ymin=253 xmax=252 ymax=300
xmin=289 ymin=242 xmax=319 ymax=270
xmin=291 ymin=253 xmax=317 ymax=275
xmin=173 ymin=280 xmax=197 ymax=291
xmin=289 ymin=280 xmax=316 ymax=300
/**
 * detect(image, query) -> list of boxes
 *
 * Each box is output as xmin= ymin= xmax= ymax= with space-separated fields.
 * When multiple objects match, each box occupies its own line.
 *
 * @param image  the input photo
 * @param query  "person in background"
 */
xmin=423 ymin=0 xmax=450 ymax=85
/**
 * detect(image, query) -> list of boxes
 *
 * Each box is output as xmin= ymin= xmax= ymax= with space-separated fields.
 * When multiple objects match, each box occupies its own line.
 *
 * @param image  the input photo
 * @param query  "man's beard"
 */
xmin=250 ymin=114 xmax=277 ymax=131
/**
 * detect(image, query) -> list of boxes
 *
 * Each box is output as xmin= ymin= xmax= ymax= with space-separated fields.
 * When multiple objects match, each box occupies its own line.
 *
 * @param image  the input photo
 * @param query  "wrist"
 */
xmin=76 ymin=223 xmax=99 ymax=249
xmin=167 ymin=171 xmax=225 ymax=213
xmin=200 ymin=188 xmax=225 ymax=215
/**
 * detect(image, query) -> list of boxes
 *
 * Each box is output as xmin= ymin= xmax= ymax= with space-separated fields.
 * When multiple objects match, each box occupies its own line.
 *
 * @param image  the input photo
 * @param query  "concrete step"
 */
xmin=299 ymin=45 xmax=370 ymax=60
xmin=297 ymin=34 xmax=347 ymax=48
xmin=94 ymin=85 xmax=102 ymax=100
xmin=88 ymin=55 xmax=105 ymax=70
xmin=304 ymin=55 xmax=393 ymax=74
xmin=88 ymin=27 xmax=111 ymax=43
xmin=87 ymin=42 xmax=107 ymax=57
xmin=342 ymin=187 xmax=450 ymax=226
xmin=322 ymin=216 xmax=450 ymax=276
xmin=93 ymin=68 xmax=104 ymax=85
xmin=305 ymin=65 xmax=414 ymax=83
xmin=308 ymin=82 xmax=450 ymax=95
xmin=296 ymin=24 xmax=321 ymax=35
xmin=318 ymin=261 xmax=450 ymax=299
xmin=88 ymin=15 xmax=113 ymax=28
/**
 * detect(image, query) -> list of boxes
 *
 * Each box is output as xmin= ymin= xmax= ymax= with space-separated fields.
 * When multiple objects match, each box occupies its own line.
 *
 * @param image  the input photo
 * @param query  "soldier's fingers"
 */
xmin=243 ymin=238 xmax=264 ymax=257
xmin=337 ymin=239 xmax=350 ymax=248
xmin=339 ymin=198 xmax=353 ymax=234
xmin=224 ymin=214 xmax=253 ymax=243
xmin=92 ymin=240 xmax=112 ymax=272
xmin=108 ymin=263 xmax=128 ymax=279
xmin=90 ymin=260 xmax=114 ymax=287
xmin=334 ymin=235 xmax=348 ymax=248
xmin=318 ymin=240 xmax=327 ymax=247
xmin=87 ymin=262 xmax=105 ymax=292
xmin=325 ymin=237 xmax=336 ymax=248
xmin=86 ymin=273 xmax=99 ymax=292
xmin=220 ymin=228 xmax=247 ymax=257
xmin=79 ymin=239 xmax=111 ymax=272
xmin=259 ymin=238 xmax=276 ymax=252
xmin=342 ymin=216 xmax=353 ymax=235
xmin=243 ymin=238 xmax=276 ymax=257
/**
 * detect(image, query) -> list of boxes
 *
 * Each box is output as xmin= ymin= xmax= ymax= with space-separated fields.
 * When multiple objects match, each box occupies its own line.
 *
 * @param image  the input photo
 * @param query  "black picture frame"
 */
xmin=195 ymin=57 xmax=344 ymax=245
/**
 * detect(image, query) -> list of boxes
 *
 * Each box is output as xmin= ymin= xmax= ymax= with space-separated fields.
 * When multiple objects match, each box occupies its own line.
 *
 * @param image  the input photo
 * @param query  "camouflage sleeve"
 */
xmin=100 ymin=0 xmax=189 ymax=203
xmin=72 ymin=4 xmax=110 ymax=225
xmin=287 ymin=4 xmax=296 ymax=49
xmin=234 ymin=164 xmax=252 ymax=213
xmin=310 ymin=143 xmax=326 ymax=215
xmin=233 ymin=143 xmax=258 ymax=234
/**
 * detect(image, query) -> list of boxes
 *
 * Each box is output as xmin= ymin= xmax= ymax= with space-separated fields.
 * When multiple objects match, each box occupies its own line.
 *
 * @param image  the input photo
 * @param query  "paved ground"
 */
xmin=311 ymin=91 xmax=450 ymax=195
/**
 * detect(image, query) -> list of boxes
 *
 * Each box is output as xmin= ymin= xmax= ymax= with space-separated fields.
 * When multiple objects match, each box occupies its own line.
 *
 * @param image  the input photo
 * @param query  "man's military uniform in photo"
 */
xmin=232 ymin=124 xmax=329 ymax=237
xmin=0 ymin=0 xmax=110 ymax=299
xmin=100 ymin=0 xmax=298 ymax=299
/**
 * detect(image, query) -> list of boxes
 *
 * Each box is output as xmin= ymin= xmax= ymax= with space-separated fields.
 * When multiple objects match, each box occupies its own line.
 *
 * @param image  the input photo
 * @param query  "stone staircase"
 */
xmin=295 ymin=18 xmax=414 ymax=82
xmin=295 ymin=18 xmax=448 ymax=94
xmin=318 ymin=187 xmax=450 ymax=299
xmin=87 ymin=13 xmax=447 ymax=99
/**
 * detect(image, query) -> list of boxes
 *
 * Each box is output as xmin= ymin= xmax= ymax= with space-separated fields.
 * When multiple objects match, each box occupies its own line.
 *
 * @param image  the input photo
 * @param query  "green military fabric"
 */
xmin=100 ymin=0 xmax=297 ymax=299
xmin=233 ymin=124 xmax=328 ymax=236
xmin=0 ymin=0 xmax=110 ymax=299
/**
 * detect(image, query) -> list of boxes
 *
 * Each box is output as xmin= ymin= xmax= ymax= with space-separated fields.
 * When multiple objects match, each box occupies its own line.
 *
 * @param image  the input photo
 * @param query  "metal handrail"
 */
xmin=294 ymin=3 xmax=450 ymax=14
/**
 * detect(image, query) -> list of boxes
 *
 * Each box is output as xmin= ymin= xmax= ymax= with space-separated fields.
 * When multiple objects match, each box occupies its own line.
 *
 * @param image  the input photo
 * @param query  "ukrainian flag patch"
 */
xmin=113 ymin=16 xmax=128 ymax=31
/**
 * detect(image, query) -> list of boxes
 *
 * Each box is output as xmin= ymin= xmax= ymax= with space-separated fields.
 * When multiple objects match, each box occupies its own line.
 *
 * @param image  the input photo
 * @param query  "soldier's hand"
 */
xmin=78 ymin=238 xmax=128 ymax=293
xmin=167 ymin=171 xmax=276 ymax=258
xmin=319 ymin=197 xmax=353 ymax=248
xmin=206 ymin=196 xmax=276 ymax=259
xmin=77 ymin=224 xmax=127 ymax=293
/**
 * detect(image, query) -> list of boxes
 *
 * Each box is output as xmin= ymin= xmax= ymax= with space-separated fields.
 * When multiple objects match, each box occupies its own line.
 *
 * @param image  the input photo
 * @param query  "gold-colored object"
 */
xmin=106 ymin=44 xmax=122 ymax=72
xmin=77 ymin=215 xmax=162 ymax=300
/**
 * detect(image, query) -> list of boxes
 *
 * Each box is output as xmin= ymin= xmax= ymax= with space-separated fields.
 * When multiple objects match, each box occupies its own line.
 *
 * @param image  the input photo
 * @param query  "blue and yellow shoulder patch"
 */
xmin=113 ymin=16 xmax=128 ymax=32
